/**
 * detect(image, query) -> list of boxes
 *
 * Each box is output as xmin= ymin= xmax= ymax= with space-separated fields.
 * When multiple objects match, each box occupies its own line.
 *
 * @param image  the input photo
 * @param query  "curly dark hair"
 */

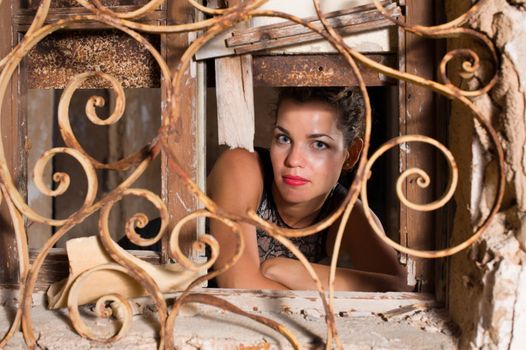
xmin=275 ymin=87 xmax=365 ymax=145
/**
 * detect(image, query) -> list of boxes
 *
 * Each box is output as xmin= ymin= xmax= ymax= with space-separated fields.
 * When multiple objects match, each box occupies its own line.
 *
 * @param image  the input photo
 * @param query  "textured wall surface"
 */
xmin=447 ymin=0 xmax=526 ymax=348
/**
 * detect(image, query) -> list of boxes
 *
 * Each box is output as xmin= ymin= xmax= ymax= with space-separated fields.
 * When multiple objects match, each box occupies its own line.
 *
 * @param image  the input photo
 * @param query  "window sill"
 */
xmin=1 ymin=289 xmax=458 ymax=349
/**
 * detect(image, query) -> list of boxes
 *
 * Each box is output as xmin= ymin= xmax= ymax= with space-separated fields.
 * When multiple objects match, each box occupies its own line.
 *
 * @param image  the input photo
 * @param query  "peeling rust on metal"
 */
xmin=253 ymin=54 xmax=396 ymax=87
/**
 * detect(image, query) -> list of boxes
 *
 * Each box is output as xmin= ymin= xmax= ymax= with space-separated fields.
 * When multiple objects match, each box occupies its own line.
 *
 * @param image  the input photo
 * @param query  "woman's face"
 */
xmin=270 ymin=99 xmax=349 ymax=205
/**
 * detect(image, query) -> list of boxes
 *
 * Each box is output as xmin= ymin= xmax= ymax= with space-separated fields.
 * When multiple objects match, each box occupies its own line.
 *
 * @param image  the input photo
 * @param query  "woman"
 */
xmin=207 ymin=87 xmax=409 ymax=291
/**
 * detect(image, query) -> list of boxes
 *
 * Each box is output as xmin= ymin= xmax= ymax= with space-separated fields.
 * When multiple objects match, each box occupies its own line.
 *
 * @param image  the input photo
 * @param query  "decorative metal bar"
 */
xmin=0 ymin=0 xmax=503 ymax=349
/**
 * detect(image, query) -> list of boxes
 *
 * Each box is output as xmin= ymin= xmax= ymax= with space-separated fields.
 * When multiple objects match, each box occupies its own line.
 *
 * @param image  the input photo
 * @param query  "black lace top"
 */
xmin=255 ymin=148 xmax=347 ymax=263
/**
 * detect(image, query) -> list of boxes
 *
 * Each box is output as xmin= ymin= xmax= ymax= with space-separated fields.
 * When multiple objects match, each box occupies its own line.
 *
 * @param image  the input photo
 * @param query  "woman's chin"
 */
xmin=278 ymin=187 xmax=312 ymax=204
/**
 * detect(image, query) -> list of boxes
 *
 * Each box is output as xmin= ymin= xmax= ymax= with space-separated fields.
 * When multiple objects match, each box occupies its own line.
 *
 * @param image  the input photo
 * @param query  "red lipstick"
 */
xmin=282 ymin=175 xmax=309 ymax=186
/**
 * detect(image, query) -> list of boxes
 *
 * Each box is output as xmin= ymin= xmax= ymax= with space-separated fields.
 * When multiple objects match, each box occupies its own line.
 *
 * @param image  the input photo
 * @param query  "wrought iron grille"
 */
xmin=0 ymin=0 xmax=503 ymax=349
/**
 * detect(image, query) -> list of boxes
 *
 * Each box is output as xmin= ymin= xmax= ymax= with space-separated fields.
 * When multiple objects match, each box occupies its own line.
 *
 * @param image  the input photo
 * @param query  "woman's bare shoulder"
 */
xmin=209 ymin=148 xmax=263 ymax=180
xmin=207 ymin=148 xmax=264 ymax=211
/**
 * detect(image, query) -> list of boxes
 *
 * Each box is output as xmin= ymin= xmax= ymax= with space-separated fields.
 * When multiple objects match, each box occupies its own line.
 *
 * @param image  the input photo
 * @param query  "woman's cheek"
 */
xmin=271 ymin=145 xmax=287 ymax=161
xmin=308 ymin=152 xmax=334 ymax=168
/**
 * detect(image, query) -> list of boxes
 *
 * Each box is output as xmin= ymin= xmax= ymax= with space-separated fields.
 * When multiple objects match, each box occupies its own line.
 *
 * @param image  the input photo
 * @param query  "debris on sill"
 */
xmin=1 ymin=289 xmax=458 ymax=349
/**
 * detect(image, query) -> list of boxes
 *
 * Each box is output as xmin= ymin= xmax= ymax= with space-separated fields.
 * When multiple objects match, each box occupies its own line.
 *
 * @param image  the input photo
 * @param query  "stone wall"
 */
xmin=446 ymin=0 xmax=526 ymax=348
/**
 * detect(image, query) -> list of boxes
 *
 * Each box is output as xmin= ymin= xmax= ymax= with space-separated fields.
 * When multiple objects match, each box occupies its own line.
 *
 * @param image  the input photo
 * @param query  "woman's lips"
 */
xmin=282 ymin=175 xmax=309 ymax=186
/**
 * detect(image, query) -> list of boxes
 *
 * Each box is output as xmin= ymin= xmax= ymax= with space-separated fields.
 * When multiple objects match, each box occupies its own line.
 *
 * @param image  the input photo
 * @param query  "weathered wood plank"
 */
xmin=226 ymin=2 xmax=400 ymax=52
xmin=161 ymin=1 xmax=200 ymax=261
xmin=252 ymin=0 xmax=386 ymax=26
xmin=0 ymin=0 xmax=24 ymax=285
xmin=1 ymin=249 xmax=161 ymax=291
xmin=399 ymin=0 xmax=437 ymax=293
xmin=231 ymin=19 xmax=396 ymax=55
xmin=215 ymin=55 xmax=255 ymax=151
xmin=15 ymin=6 xmax=165 ymax=31
xmin=195 ymin=0 xmax=397 ymax=60
xmin=28 ymin=0 xmax=153 ymax=9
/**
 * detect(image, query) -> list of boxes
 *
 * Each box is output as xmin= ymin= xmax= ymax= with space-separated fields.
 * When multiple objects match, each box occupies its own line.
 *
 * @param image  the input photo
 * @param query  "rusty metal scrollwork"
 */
xmin=0 ymin=0 xmax=504 ymax=349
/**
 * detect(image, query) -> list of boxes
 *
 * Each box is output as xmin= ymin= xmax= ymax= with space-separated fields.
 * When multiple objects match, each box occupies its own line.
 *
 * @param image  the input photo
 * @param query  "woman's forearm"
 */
xmin=261 ymin=257 xmax=411 ymax=292
xmin=216 ymin=268 xmax=290 ymax=290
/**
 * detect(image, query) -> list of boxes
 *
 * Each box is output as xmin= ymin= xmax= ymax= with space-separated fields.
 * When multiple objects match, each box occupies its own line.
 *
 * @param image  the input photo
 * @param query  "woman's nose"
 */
xmin=285 ymin=145 xmax=305 ymax=167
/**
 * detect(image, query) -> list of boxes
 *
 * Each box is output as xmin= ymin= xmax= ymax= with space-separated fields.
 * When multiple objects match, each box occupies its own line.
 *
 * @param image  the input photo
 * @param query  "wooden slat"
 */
xmin=175 ymin=289 xmax=439 ymax=314
xmin=432 ymin=0 xmax=449 ymax=305
xmin=252 ymin=54 xmax=397 ymax=87
xmin=231 ymin=18 xmax=397 ymax=55
xmin=399 ymin=0 xmax=437 ymax=293
xmin=28 ymin=0 xmax=152 ymax=9
xmin=161 ymin=1 xmax=200 ymax=261
xmin=396 ymin=20 xmax=406 ymax=267
xmin=15 ymin=6 xmax=165 ymax=31
xmin=226 ymin=2 xmax=400 ymax=55
xmin=2 ymin=249 xmax=161 ymax=291
xmin=196 ymin=1 xmax=399 ymax=60
xmin=0 ymin=0 xmax=24 ymax=285
xmin=228 ymin=0 xmax=395 ymax=46
xmin=215 ymin=55 xmax=255 ymax=150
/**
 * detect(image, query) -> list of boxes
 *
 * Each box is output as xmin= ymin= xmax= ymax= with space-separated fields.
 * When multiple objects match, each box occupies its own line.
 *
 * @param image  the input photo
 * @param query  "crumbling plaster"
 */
xmin=446 ymin=0 xmax=526 ymax=348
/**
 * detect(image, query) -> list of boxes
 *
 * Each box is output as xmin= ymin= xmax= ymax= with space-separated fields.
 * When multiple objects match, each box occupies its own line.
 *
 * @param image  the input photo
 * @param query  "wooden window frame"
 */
xmin=0 ymin=0 xmax=446 ymax=298
xmin=0 ymin=1 xmax=467 ymax=348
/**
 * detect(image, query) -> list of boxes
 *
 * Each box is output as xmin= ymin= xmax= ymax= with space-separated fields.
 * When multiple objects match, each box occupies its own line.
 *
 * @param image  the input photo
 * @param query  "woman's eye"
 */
xmin=313 ymin=141 xmax=328 ymax=150
xmin=276 ymin=134 xmax=290 ymax=144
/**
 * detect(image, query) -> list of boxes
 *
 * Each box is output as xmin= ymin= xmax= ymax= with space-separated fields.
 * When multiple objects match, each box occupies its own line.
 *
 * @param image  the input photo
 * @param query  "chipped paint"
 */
xmin=399 ymin=142 xmax=410 ymax=154
xmin=406 ymin=257 xmax=417 ymax=287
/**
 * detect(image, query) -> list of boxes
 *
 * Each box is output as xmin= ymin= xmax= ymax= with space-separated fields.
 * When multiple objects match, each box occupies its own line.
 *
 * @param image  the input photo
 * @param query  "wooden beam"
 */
xmin=0 ymin=0 xmax=24 ymax=285
xmin=215 ymin=55 xmax=255 ymax=151
xmin=228 ymin=0 xmax=395 ymax=46
xmin=232 ymin=19 xmax=396 ymax=55
xmin=162 ymin=1 xmax=200 ymax=261
xmin=14 ymin=6 xmax=165 ymax=31
xmin=1 ymin=249 xmax=162 ymax=291
xmin=226 ymin=2 xmax=400 ymax=55
xmin=399 ymin=0 xmax=437 ymax=293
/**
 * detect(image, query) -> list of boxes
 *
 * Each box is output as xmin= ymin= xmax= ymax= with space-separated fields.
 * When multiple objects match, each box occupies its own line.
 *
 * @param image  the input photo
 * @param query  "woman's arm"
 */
xmin=326 ymin=200 xmax=408 ymax=279
xmin=261 ymin=257 xmax=411 ymax=292
xmin=211 ymin=220 xmax=289 ymax=289
xmin=261 ymin=200 xmax=410 ymax=292
xmin=207 ymin=148 xmax=289 ymax=290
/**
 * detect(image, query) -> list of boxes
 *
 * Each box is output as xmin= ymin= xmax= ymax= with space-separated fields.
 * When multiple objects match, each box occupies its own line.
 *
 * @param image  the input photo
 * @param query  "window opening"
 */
xmin=206 ymin=85 xmax=401 ymax=238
